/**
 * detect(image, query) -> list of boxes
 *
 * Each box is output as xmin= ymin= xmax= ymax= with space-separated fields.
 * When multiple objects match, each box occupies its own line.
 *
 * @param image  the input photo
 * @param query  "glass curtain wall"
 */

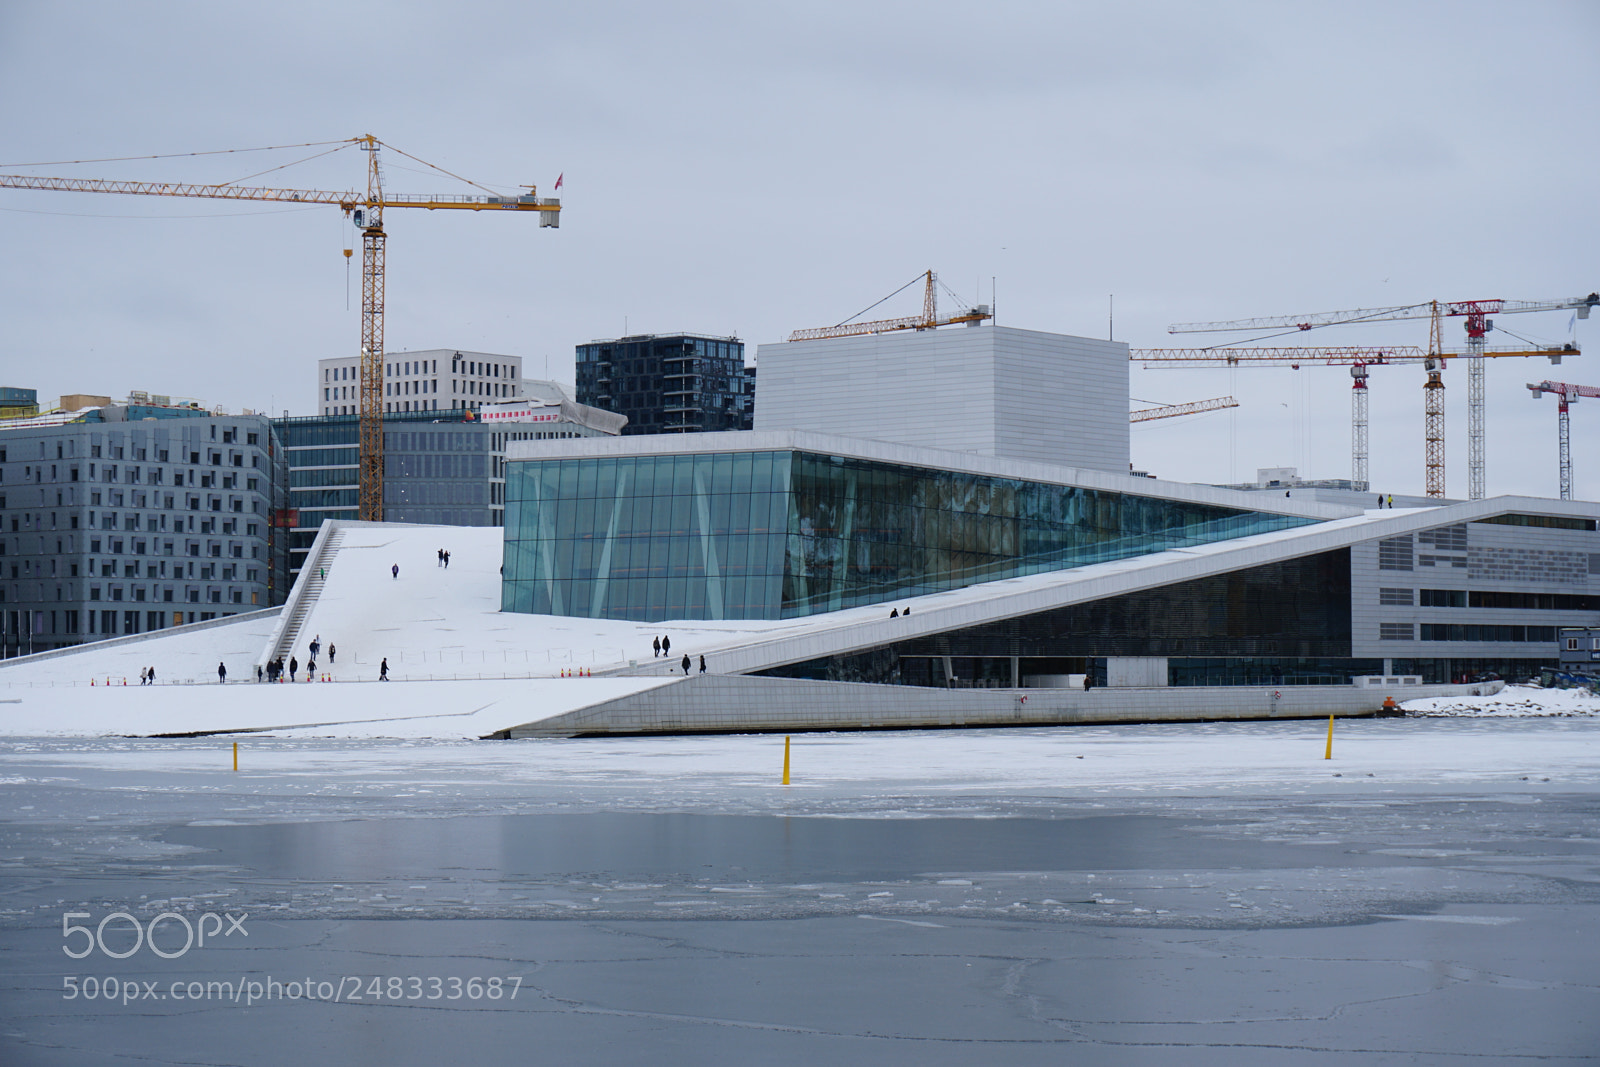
xmin=503 ymin=450 xmax=1316 ymax=622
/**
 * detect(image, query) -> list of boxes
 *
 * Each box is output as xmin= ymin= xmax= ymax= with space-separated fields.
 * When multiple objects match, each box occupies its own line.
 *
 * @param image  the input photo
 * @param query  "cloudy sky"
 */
xmin=2 ymin=1 xmax=1596 ymax=498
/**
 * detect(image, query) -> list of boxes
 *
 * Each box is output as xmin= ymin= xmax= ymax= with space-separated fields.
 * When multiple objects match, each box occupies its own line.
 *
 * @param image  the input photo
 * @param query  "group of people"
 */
xmin=263 ymin=656 xmax=297 ymax=683
xmin=138 ymin=666 xmax=157 ymax=685
xmin=888 ymin=607 xmax=912 ymax=618
xmin=1375 ymin=494 xmax=1397 ymax=508
xmin=649 ymin=636 xmax=707 ymax=675
xmin=436 ymin=549 xmax=452 ymax=568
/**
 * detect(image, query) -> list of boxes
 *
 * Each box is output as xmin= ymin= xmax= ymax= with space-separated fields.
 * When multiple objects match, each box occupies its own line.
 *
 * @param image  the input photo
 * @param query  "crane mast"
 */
xmin=0 ymin=134 xmax=561 ymax=522
xmin=1527 ymin=379 xmax=1600 ymax=500
xmin=358 ymin=138 xmax=386 ymax=521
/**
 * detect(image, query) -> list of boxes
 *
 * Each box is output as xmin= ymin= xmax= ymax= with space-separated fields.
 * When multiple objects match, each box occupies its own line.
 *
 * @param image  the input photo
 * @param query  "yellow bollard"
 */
xmin=1324 ymin=714 xmax=1334 ymax=760
xmin=232 ymin=741 xmax=238 ymax=772
xmin=782 ymin=735 xmax=791 ymax=785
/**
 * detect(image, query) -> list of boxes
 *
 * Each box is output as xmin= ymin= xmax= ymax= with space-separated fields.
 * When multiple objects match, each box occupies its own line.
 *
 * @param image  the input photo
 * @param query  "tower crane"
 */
xmin=1132 ymin=341 xmax=1578 ymax=495
xmin=1527 ymin=379 xmax=1600 ymax=500
xmin=789 ymin=271 xmax=992 ymax=341
xmin=1133 ymin=346 xmax=1421 ymax=491
xmin=0 ymin=135 xmax=561 ymax=521
xmin=1167 ymin=295 xmax=1595 ymax=499
xmin=1129 ymin=396 xmax=1239 ymax=423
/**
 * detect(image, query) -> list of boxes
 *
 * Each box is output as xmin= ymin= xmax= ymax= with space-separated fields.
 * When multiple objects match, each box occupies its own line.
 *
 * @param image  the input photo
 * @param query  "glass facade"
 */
xmin=502 ymin=449 xmax=1317 ymax=622
xmin=575 ymin=334 xmax=751 ymax=435
xmin=758 ymin=551 xmax=1360 ymax=686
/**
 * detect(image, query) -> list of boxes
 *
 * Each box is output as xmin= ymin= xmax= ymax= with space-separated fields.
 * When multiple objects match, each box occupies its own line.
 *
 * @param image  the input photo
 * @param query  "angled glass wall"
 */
xmin=502 ymin=450 xmax=1318 ymax=621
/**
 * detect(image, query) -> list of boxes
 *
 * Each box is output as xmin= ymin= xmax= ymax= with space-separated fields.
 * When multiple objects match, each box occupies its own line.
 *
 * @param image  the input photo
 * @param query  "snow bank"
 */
xmin=1404 ymin=683 xmax=1600 ymax=719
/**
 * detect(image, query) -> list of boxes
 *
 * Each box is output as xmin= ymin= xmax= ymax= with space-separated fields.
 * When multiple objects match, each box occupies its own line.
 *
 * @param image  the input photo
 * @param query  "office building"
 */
xmin=277 ymin=381 xmax=622 ymax=577
xmin=1 ymin=400 xmax=288 ymax=657
xmin=317 ymin=349 xmax=525 ymax=417
xmin=575 ymin=333 xmax=751 ymax=435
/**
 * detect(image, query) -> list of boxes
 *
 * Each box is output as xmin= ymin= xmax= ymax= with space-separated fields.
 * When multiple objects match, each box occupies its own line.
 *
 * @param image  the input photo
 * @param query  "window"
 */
xmin=1378 ymin=588 xmax=1413 ymax=606
xmin=1419 ymin=589 xmax=1466 ymax=608
xmin=1377 ymin=536 xmax=1413 ymax=571
xmin=1380 ymin=623 xmax=1414 ymax=641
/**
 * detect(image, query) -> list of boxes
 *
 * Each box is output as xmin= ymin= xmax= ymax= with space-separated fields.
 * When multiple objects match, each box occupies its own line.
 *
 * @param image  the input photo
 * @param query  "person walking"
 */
xmin=307 ymin=657 xmax=316 ymax=678
xmin=662 ymin=635 xmax=671 ymax=658
xmin=255 ymin=664 xmax=263 ymax=683
xmin=380 ymin=658 xmax=390 ymax=681
xmin=147 ymin=666 xmax=155 ymax=685
xmin=652 ymin=636 xmax=661 ymax=658
xmin=681 ymin=653 xmax=691 ymax=675
xmin=289 ymin=656 xmax=298 ymax=683
xmin=392 ymin=563 xmax=399 ymax=579
xmin=698 ymin=655 xmax=707 ymax=675
xmin=437 ymin=548 xmax=444 ymax=567
xmin=217 ymin=662 xmax=227 ymax=684
xmin=328 ymin=643 xmax=336 ymax=664
xmin=309 ymin=636 xmax=321 ymax=659
xmin=443 ymin=551 xmax=450 ymax=568
xmin=139 ymin=667 xmax=147 ymax=686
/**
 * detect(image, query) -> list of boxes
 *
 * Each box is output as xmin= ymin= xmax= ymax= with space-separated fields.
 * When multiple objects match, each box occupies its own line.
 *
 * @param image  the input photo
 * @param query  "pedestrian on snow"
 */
xmin=902 ymin=607 xmax=910 ymax=616
xmin=698 ymin=655 xmax=707 ymax=674
xmin=681 ymin=653 xmax=691 ymax=675
xmin=289 ymin=656 xmax=298 ymax=682
xmin=438 ymin=548 xmax=444 ymax=567
xmin=307 ymin=657 xmax=316 ymax=678
xmin=380 ymin=658 xmax=389 ymax=681
xmin=662 ymin=635 xmax=671 ymax=657
xmin=392 ymin=563 xmax=399 ymax=579
xmin=147 ymin=666 xmax=155 ymax=685
xmin=444 ymin=551 xmax=450 ymax=568
xmin=139 ymin=667 xmax=148 ymax=685
xmin=320 ymin=567 xmax=326 ymax=580
xmin=217 ymin=662 xmax=227 ymax=684
xmin=1375 ymin=494 xmax=1383 ymax=509
xmin=653 ymin=636 xmax=661 ymax=658
xmin=328 ymin=644 xmax=336 ymax=664
xmin=890 ymin=608 xmax=898 ymax=618
xmin=309 ymin=636 xmax=321 ymax=659
xmin=256 ymin=664 xmax=263 ymax=683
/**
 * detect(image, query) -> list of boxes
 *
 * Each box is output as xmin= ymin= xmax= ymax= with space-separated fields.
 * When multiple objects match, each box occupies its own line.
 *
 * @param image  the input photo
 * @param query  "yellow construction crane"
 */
xmin=789 ymin=270 xmax=992 ymax=341
xmin=0 ymin=134 xmax=561 ymax=520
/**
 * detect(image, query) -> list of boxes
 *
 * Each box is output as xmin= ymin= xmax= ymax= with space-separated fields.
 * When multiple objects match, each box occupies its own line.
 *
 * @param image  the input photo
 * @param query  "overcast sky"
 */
xmin=2 ymin=1 xmax=1596 ymax=499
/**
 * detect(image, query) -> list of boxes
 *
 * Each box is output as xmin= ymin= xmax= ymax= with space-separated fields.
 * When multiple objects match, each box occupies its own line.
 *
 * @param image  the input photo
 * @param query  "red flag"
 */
xmin=554 ymin=172 xmax=564 ymax=191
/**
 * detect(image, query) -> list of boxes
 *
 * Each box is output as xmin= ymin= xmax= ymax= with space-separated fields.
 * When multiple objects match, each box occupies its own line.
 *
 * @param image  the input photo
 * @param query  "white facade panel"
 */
xmin=754 ymin=325 xmax=1129 ymax=472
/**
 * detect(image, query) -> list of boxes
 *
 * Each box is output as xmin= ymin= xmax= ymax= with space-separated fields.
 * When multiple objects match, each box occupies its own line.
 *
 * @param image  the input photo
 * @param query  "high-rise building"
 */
xmin=575 ymin=334 xmax=750 ymax=435
xmin=1 ymin=401 xmax=289 ymax=657
xmin=317 ymin=349 xmax=525 ymax=417
xmin=276 ymin=381 xmax=623 ymax=578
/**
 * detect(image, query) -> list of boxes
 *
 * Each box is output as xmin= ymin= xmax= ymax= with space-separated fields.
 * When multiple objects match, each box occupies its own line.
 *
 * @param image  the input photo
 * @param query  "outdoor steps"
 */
xmin=260 ymin=527 xmax=345 ymax=667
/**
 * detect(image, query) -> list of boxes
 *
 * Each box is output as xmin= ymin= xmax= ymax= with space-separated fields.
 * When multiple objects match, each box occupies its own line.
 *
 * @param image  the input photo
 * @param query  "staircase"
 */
xmin=259 ymin=524 xmax=346 ymax=669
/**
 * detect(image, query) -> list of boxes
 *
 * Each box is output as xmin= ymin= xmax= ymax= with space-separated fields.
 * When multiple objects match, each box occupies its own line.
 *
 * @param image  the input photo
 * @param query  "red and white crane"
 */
xmin=1527 ymin=380 xmax=1600 ymax=500
xmin=1165 ymin=294 xmax=1596 ymax=499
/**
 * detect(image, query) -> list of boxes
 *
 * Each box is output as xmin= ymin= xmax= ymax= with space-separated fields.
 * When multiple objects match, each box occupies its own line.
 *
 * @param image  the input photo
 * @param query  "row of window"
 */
xmin=1380 ymin=622 xmax=1558 ymax=642
xmin=1379 ymin=587 xmax=1600 ymax=611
